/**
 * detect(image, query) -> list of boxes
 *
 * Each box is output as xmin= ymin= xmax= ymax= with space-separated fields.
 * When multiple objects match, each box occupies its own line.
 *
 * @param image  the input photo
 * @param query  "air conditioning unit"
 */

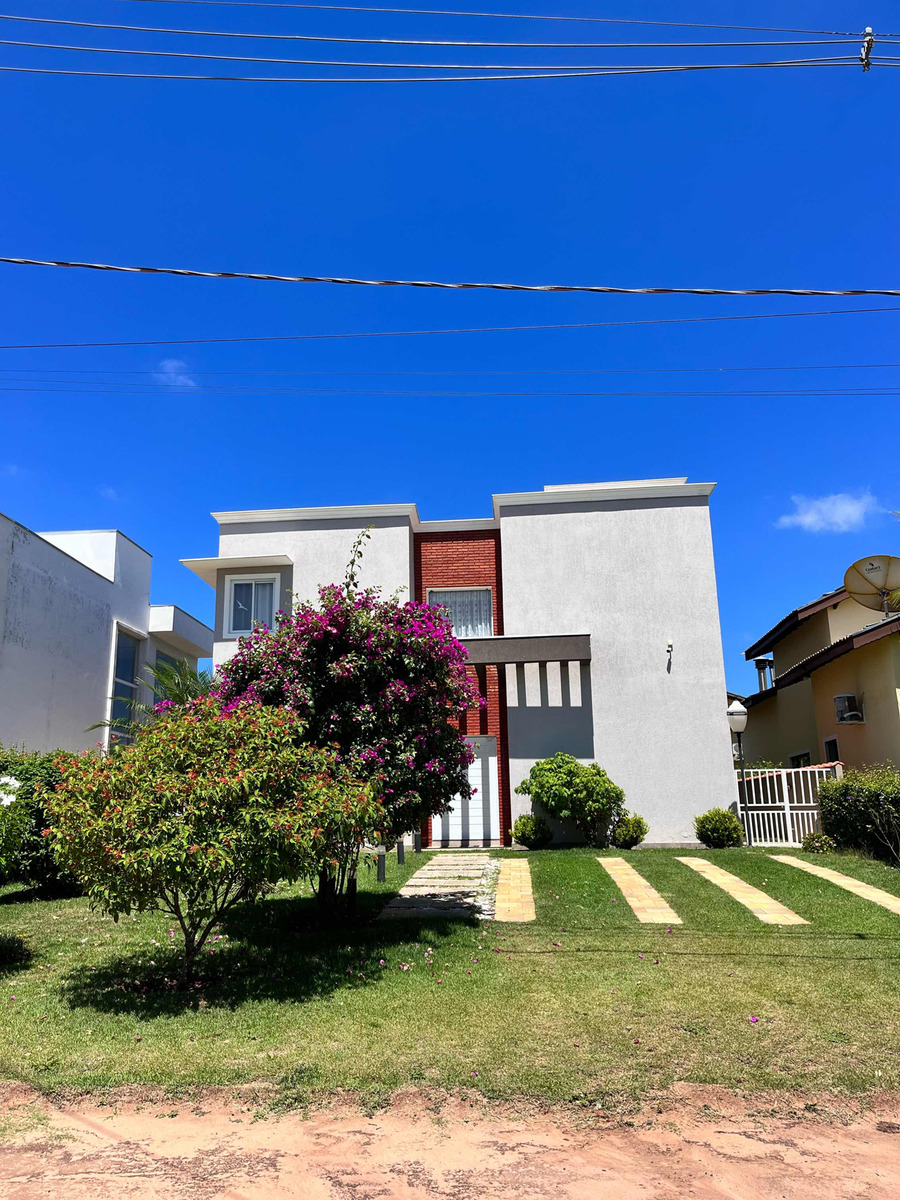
xmin=834 ymin=694 xmax=864 ymax=724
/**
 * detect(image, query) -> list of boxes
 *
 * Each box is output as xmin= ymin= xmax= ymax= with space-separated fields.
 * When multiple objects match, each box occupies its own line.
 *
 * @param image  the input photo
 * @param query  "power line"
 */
xmin=3 ymin=306 xmax=897 ymax=350
xmin=0 ymin=37 xmax=860 ymax=70
xmin=3 ymin=254 xmax=898 ymax=296
xmin=0 ymin=383 xmax=897 ymax=397
xmin=109 ymin=0 xmax=900 ymax=39
xmin=8 ymin=361 xmax=900 ymax=377
xmin=0 ymin=41 xmax=858 ymax=71
xmin=0 ymin=13 xmax=865 ymax=49
xmin=0 ymin=59 xmax=858 ymax=81
xmin=1 ymin=38 xmax=859 ymax=69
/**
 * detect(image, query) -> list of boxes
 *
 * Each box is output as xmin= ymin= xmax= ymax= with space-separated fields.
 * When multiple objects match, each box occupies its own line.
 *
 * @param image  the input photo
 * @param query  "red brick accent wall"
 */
xmin=415 ymin=530 xmax=511 ymax=846
xmin=413 ymin=529 xmax=504 ymax=635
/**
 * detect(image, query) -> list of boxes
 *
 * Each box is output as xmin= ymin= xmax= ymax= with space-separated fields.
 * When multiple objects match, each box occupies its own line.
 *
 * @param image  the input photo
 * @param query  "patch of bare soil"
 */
xmin=2 ymin=1082 xmax=899 ymax=1199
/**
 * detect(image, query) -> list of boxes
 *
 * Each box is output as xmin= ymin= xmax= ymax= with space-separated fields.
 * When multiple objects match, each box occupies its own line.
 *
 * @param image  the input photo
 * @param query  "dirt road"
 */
xmin=2 ymin=1083 xmax=899 ymax=1199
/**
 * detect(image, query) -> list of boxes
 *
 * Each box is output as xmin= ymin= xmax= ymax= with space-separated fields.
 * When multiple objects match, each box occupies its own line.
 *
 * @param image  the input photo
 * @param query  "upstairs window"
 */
xmin=110 ymin=629 xmax=141 ymax=742
xmin=226 ymin=574 xmax=277 ymax=637
xmin=428 ymin=587 xmax=493 ymax=639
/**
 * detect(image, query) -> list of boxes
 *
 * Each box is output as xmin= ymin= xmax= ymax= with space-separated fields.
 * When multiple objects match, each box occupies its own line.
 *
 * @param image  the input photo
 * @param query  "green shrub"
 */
xmin=818 ymin=764 xmax=900 ymax=863
xmin=801 ymin=831 xmax=837 ymax=854
xmin=515 ymin=753 xmax=626 ymax=848
xmin=0 ymin=747 xmax=78 ymax=893
xmin=510 ymin=813 xmax=552 ymax=849
xmin=694 ymin=807 xmax=744 ymax=849
xmin=49 ymin=698 xmax=381 ymax=973
xmin=611 ymin=812 xmax=649 ymax=850
xmin=0 ymin=773 xmax=29 ymax=883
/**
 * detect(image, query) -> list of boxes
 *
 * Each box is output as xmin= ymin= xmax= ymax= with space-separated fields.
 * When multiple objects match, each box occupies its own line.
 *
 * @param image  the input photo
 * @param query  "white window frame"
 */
xmin=426 ymin=585 xmax=494 ymax=638
xmin=224 ymin=573 xmax=279 ymax=639
xmin=105 ymin=621 xmax=148 ymax=748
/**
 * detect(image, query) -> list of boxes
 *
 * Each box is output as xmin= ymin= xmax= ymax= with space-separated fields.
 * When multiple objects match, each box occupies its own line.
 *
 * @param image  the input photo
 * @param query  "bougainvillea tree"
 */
xmin=214 ymin=551 xmax=483 ymax=852
xmin=49 ymin=699 xmax=380 ymax=971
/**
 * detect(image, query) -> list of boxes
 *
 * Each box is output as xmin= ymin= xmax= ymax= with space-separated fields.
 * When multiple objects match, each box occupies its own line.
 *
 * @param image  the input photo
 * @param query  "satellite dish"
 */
xmin=844 ymin=556 xmax=900 ymax=619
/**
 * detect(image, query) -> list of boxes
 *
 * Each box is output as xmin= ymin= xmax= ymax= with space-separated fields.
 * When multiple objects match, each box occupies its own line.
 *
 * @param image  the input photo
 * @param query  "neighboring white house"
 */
xmin=182 ymin=477 xmax=737 ymax=845
xmin=0 ymin=511 xmax=213 ymax=753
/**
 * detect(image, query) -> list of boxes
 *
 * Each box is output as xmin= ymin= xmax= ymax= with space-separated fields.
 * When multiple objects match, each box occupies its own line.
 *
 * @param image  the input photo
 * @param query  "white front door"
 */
xmin=432 ymin=736 xmax=501 ymax=846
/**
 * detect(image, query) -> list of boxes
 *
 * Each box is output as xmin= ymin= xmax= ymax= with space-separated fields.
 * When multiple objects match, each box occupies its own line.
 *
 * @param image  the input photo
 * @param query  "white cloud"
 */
xmin=1 ymin=464 xmax=22 ymax=478
xmin=99 ymin=486 xmax=120 ymax=502
xmin=153 ymin=358 xmax=196 ymax=388
xmin=776 ymin=490 xmax=880 ymax=534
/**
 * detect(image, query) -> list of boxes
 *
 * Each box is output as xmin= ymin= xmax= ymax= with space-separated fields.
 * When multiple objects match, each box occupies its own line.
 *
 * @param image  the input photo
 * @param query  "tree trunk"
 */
xmin=317 ymin=869 xmax=338 ymax=919
xmin=179 ymin=931 xmax=198 ymax=984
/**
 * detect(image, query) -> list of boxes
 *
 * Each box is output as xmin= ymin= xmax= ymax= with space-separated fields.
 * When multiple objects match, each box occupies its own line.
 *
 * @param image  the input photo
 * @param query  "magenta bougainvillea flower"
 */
xmin=214 ymin=579 xmax=484 ymax=839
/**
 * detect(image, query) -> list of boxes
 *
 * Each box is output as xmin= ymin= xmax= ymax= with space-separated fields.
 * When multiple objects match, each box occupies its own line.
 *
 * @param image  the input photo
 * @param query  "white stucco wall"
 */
xmin=499 ymin=494 xmax=737 ymax=843
xmin=0 ymin=516 xmax=209 ymax=754
xmin=0 ymin=519 xmax=126 ymax=751
xmin=212 ymin=515 xmax=413 ymax=666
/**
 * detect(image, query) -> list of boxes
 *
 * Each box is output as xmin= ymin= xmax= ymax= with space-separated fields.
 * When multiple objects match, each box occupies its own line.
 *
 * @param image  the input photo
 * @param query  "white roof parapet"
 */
xmin=148 ymin=605 xmax=214 ymax=658
xmin=543 ymin=477 xmax=688 ymax=492
xmin=204 ymin=479 xmax=714 ymax=535
xmin=494 ymin=479 xmax=715 ymax=514
xmin=212 ymin=503 xmax=420 ymax=526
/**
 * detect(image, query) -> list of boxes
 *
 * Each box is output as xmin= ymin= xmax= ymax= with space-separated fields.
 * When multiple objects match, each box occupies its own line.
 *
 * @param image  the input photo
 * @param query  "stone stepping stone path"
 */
xmin=599 ymin=857 xmax=682 ymax=924
xmin=494 ymin=859 xmax=536 ymax=922
xmin=770 ymin=855 xmax=900 ymax=915
xmin=379 ymin=853 xmax=498 ymax=921
xmin=676 ymin=857 xmax=808 ymax=926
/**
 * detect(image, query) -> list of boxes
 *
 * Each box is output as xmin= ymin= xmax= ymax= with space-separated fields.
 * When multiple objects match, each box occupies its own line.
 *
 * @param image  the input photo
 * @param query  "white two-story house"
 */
xmin=182 ymin=477 xmax=736 ymax=845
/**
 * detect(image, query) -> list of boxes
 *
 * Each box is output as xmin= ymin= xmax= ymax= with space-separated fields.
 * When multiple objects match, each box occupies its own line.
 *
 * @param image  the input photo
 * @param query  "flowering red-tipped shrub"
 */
xmin=48 ymin=699 xmax=379 ymax=972
xmin=214 ymin=577 xmax=483 ymax=842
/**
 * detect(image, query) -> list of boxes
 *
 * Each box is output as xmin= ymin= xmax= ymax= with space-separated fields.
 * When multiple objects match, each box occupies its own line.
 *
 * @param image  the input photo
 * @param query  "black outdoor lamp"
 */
xmin=726 ymin=699 xmax=751 ymax=846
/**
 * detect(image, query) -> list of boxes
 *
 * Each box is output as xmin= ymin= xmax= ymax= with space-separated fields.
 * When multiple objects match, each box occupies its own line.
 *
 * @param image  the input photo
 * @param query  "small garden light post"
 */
xmin=727 ymin=699 xmax=752 ymax=847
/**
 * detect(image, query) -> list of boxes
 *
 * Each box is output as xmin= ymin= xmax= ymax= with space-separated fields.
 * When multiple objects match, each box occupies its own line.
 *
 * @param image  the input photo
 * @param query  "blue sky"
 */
xmin=1 ymin=1 xmax=898 ymax=694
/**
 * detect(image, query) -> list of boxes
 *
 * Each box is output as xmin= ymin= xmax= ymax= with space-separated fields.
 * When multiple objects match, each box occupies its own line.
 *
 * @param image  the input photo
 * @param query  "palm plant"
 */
xmin=89 ymin=658 xmax=213 ymax=740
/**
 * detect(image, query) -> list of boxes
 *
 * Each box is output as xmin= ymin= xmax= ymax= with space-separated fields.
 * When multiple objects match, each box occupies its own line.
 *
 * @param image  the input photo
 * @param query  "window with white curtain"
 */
xmin=225 ymin=574 xmax=277 ymax=637
xmin=428 ymin=588 xmax=493 ymax=638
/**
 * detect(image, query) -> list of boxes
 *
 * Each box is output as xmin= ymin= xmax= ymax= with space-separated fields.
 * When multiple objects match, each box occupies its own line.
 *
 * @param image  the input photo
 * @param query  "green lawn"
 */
xmin=1 ymin=846 xmax=900 ymax=1108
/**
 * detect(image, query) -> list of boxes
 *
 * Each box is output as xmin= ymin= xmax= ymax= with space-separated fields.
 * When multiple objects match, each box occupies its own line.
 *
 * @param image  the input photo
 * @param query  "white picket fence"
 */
xmin=735 ymin=764 xmax=842 ymax=847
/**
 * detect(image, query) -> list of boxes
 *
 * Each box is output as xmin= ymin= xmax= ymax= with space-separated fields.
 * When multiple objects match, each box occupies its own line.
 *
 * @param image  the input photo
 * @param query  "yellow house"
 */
xmin=740 ymin=588 xmax=900 ymax=769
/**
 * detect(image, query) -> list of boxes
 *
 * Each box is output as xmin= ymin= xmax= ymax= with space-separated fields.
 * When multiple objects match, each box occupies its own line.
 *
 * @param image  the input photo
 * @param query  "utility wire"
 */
xmin=2 ymin=254 xmax=898 ymax=296
xmin=0 ymin=383 xmax=898 ymax=397
xmin=0 ymin=13 xmax=865 ymax=48
xmin=110 ymin=0 xmax=900 ymax=39
xmin=0 ymin=39 xmax=858 ymax=70
xmin=3 ymin=306 xmax=897 ymax=350
xmin=9 ymin=362 xmax=900 ymax=377
xmin=0 ymin=60 xmax=858 ymax=80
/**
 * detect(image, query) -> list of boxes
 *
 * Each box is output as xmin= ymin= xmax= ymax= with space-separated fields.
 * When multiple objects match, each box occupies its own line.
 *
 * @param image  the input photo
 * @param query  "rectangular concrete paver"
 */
xmin=380 ymin=854 xmax=496 ymax=920
xmin=676 ymin=857 xmax=808 ymax=925
xmin=494 ymin=858 xmax=536 ymax=923
xmin=599 ymin=857 xmax=682 ymax=924
xmin=770 ymin=855 xmax=900 ymax=915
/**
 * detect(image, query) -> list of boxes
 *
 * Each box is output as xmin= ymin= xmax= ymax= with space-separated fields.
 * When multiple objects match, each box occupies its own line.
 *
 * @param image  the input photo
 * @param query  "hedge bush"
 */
xmin=0 ymin=774 xmax=29 ymax=883
xmin=801 ymin=831 xmax=837 ymax=854
xmin=818 ymin=764 xmax=900 ymax=863
xmin=510 ymin=813 xmax=552 ymax=849
xmin=0 ymin=746 xmax=78 ymax=893
xmin=514 ymin=753 xmax=626 ymax=848
xmin=611 ymin=812 xmax=649 ymax=850
xmin=694 ymin=807 xmax=744 ymax=849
